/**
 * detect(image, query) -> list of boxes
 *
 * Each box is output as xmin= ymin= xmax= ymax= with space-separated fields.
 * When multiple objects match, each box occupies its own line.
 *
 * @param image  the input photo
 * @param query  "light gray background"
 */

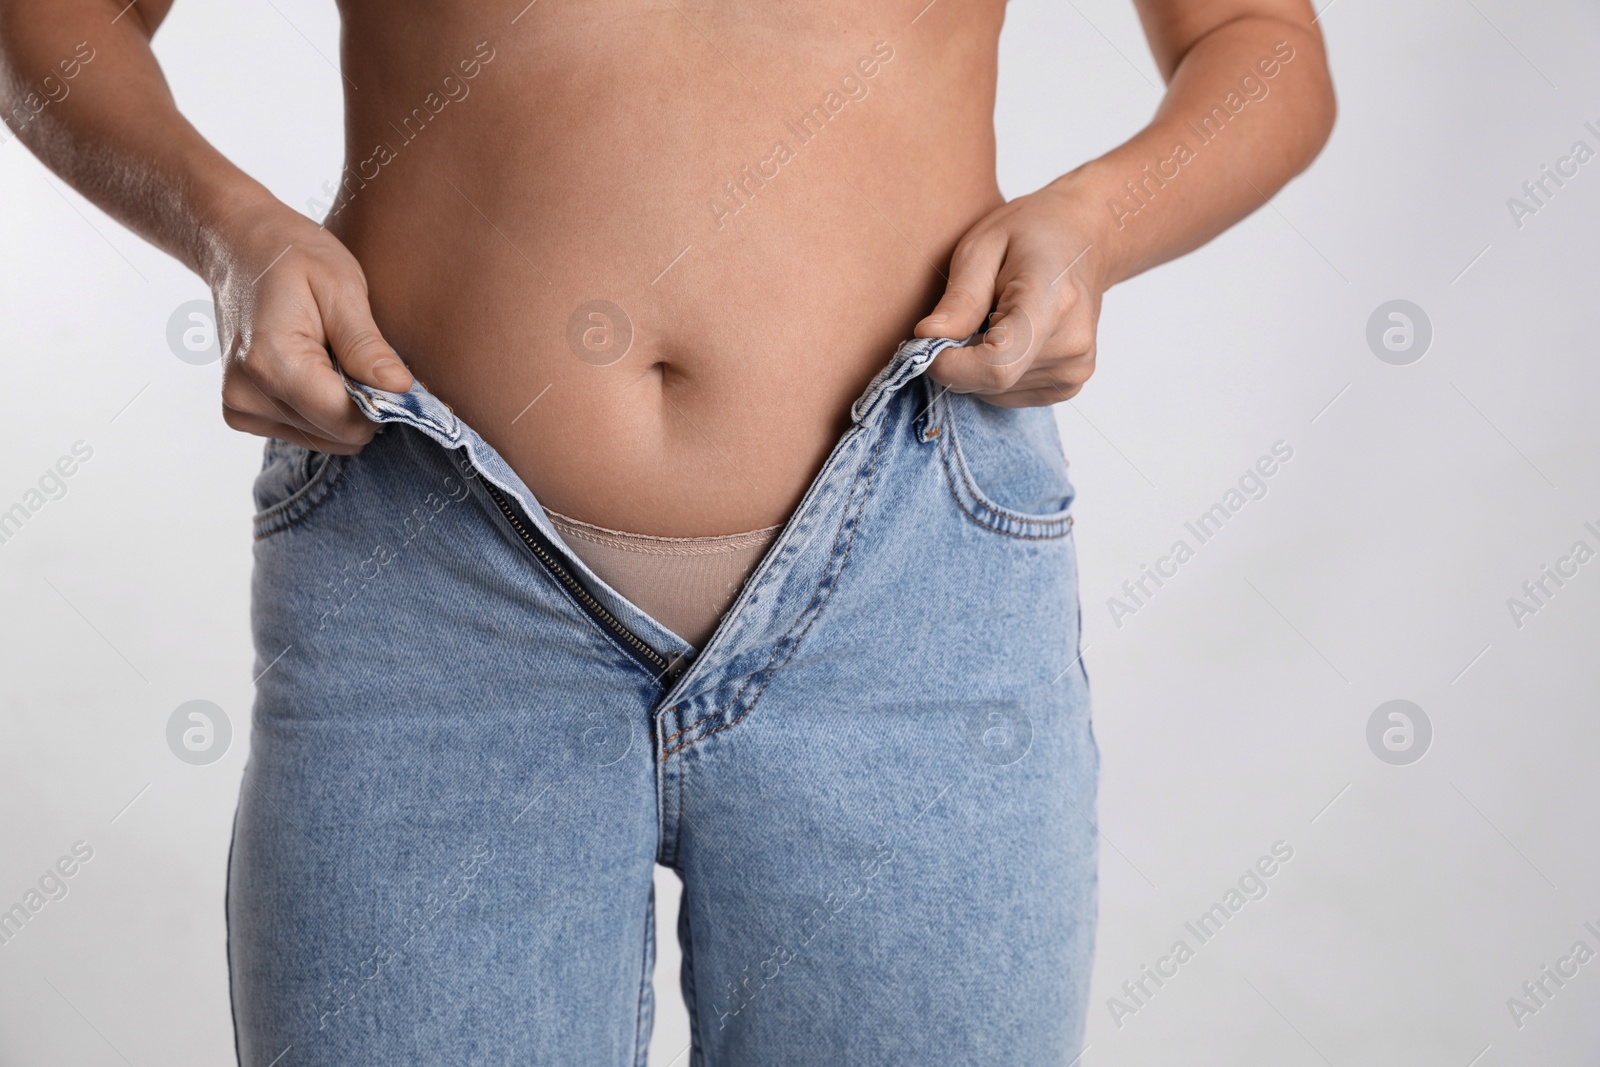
xmin=3 ymin=0 xmax=1597 ymax=1063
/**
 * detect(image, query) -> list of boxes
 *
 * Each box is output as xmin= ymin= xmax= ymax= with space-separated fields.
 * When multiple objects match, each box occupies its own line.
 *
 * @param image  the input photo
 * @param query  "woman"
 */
xmin=0 ymin=0 xmax=1334 ymax=1061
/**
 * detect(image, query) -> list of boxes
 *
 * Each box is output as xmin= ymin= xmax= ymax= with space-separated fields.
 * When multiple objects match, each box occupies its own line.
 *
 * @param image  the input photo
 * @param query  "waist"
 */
xmin=324 ymin=155 xmax=999 ymax=540
xmin=358 ymin=296 xmax=941 ymax=538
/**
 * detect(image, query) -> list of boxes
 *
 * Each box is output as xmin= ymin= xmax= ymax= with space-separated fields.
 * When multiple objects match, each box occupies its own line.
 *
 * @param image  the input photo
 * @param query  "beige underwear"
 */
xmin=544 ymin=508 xmax=783 ymax=648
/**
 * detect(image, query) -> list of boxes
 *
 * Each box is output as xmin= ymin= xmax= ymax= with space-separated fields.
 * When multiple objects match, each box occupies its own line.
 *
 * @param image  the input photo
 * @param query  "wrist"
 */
xmin=1039 ymin=160 xmax=1128 ymax=290
xmin=188 ymin=173 xmax=288 ymax=286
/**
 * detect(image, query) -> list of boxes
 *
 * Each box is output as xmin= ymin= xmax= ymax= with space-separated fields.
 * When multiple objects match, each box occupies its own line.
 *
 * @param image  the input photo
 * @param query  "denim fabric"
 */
xmin=228 ymin=335 xmax=1098 ymax=1066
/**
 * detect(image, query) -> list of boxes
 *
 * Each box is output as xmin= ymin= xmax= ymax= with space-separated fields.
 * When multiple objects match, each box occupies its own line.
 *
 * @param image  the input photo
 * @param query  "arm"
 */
xmin=0 ymin=0 xmax=410 ymax=450
xmin=917 ymin=0 xmax=1337 ymax=405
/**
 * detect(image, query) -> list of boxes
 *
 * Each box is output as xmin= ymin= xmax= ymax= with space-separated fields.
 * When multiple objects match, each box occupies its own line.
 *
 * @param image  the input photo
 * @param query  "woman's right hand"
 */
xmin=208 ymin=196 xmax=414 ymax=454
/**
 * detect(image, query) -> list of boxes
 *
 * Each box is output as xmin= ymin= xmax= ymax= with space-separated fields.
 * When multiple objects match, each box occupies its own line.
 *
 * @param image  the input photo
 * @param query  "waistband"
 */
xmin=334 ymin=332 xmax=969 ymax=686
xmin=340 ymin=334 xmax=963 ymax=438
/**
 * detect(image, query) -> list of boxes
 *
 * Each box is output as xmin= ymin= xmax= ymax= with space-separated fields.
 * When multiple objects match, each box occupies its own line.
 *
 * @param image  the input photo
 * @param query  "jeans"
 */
xmin=228 ymin=335 xmax=1099 ymax=1066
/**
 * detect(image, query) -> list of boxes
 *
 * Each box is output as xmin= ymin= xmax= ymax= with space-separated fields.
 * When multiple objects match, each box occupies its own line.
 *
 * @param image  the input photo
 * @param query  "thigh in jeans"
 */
xmin=668 ymin=378 xmax=1098 ymax=1066
xmin=229 ymin=425 xmax=664 ymax=1066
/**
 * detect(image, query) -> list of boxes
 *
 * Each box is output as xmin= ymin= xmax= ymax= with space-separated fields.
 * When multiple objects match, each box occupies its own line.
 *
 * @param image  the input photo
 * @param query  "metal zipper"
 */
xmin=480 ymin=480 xmax=680 ymax=682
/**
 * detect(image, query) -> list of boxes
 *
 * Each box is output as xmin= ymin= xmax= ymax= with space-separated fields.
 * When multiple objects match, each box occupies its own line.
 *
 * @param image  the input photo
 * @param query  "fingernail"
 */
xmin=927 ymin=312 xmax=947 ymax=322
xmin=372 ymin=357 xmax=407 ymax=390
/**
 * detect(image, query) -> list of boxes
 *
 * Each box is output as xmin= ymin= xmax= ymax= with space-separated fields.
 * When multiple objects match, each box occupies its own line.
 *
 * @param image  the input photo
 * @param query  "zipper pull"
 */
xmin=660 ymin=651 xmax=689 ymax=686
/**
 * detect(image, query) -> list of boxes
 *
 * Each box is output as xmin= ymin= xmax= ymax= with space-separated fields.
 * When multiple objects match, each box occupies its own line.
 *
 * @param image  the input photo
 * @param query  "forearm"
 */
xmin=1052 ymin=15 xmax=1336 ymax=288
xmin=0 ymin=0 xmax=275 ymax=283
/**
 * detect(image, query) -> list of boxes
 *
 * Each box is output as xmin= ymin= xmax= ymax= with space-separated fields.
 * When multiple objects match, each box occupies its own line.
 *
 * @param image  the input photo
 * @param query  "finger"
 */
xmin=972 ymin=272 xmax=1055 ymax=368
xmin=222 ymin=406 xmax=365 ymax=455
xmin=1008 ymin=348 xmax=1094 ymax=393
xmin=914 ymin=229 xmax=1007 ymax=340
xmin=928 ymin=273 xmax=1054 ymax=395
xmin=974 ymin=384 xmax=1081 ymax=408
xmin=314 ymin=276 xmax=413 ymax=393
xmin=229 ymin=356 xmax=377 ymax=449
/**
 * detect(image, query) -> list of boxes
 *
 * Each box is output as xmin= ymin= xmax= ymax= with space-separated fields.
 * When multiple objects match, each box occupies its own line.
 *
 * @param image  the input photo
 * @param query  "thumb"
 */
xmin=914 ymin=231 xmax=1006 ymax=340
xmin=927 ymin=275 xmax=1042 ymax=395
xmin=315 ymin=279 xmax=413 ymax=393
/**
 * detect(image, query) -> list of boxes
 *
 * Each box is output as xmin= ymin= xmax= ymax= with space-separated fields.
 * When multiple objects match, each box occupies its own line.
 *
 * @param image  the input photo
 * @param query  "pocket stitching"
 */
xmin=253 ymin=448 xmax=352 ymax=541
xmin=935 ymin=394 xmax=1074 ymax=540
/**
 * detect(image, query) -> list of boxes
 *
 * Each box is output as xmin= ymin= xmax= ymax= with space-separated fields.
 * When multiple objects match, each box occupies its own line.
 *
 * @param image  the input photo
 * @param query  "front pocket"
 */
xmin=930 ymin=386 xmax=1075 ymax=539
xmin=252 ymin=439 xmax=351 ymax=540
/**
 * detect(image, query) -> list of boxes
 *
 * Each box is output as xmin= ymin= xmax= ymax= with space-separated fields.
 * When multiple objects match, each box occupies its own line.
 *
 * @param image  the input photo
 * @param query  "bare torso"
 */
xmin=325 ymin=0 xmax=1006 ymax=535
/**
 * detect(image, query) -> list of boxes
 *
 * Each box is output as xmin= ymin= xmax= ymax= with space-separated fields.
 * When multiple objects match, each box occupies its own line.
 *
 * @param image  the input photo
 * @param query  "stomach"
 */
xmin=326 ymin=0 xmax=1007 ymax=535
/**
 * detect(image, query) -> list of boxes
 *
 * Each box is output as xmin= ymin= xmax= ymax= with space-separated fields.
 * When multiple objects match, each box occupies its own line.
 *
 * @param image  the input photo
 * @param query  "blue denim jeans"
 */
xmin=228 ymin=336 xmax=1098 ymax=1066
